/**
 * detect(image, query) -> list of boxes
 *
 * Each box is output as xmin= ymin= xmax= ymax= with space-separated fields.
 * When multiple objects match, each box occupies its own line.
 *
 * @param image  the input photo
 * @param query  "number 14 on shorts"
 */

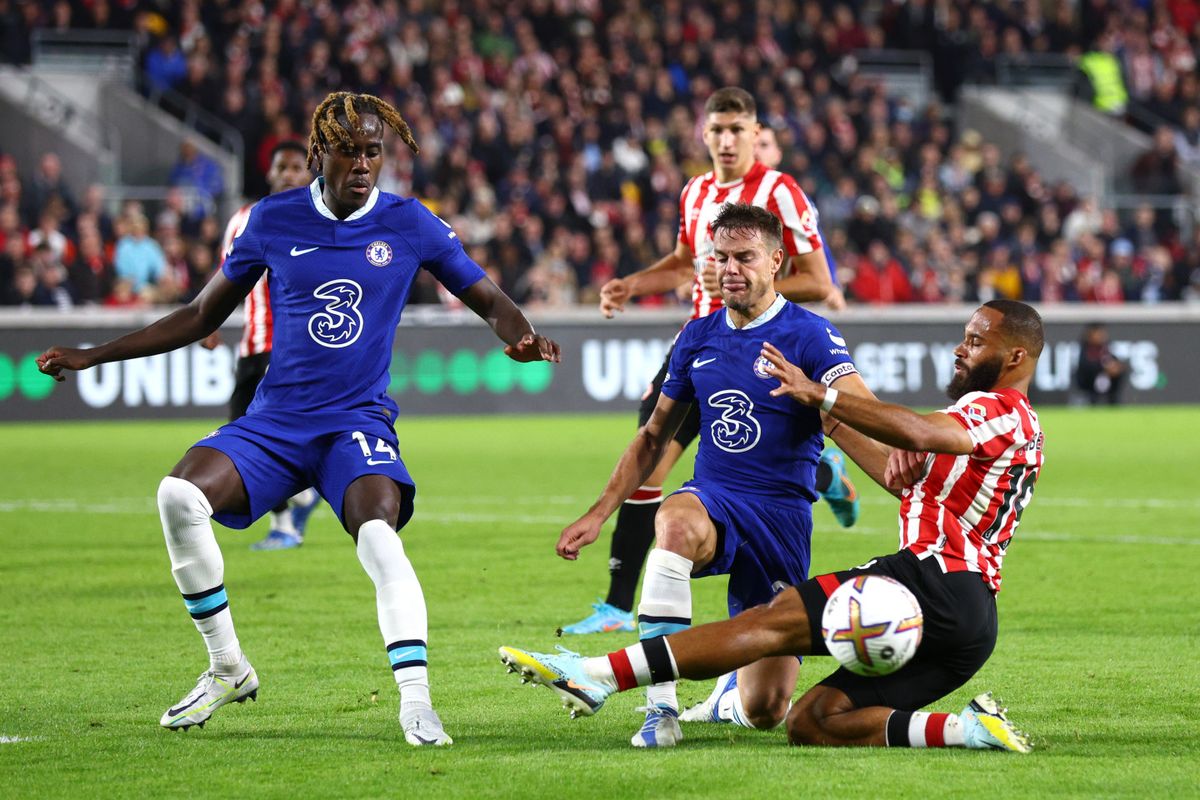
xmin=352 ymin=431 xmax=397 ymax=465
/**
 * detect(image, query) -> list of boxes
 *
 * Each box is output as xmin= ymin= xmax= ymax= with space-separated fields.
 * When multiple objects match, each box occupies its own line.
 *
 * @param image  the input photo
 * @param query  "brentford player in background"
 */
xmin=505 ymin=299 xmax=1044 ymax=754
xmin=562 ymin=88 xmax=861 ymax=649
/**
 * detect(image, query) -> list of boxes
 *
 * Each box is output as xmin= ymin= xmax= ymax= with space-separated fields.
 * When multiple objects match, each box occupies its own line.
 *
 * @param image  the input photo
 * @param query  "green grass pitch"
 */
xmin=1 ymin=407 xmax=1198 ymax=798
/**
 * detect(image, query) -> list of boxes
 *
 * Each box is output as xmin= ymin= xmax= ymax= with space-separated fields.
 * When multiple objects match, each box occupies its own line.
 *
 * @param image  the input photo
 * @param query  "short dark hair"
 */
xmin=984 ymin=299 xmax=1045 ymax=358
xmin=270 ymin=139 xmax=308 ymax=162
xmin=710 ymin=203 xmax=783 ymax=253
xmin=705 ymin=87 xmax=756 ymax=118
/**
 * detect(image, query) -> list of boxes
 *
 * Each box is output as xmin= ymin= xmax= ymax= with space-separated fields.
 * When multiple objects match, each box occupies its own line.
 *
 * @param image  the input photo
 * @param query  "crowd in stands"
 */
xmin=2 ymin=0 xmax=1199 ymax=311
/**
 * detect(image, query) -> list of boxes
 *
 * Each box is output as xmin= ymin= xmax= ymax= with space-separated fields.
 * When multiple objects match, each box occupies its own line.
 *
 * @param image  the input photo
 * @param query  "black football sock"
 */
xmin=604 ymin=494 xmax=661 ymax=612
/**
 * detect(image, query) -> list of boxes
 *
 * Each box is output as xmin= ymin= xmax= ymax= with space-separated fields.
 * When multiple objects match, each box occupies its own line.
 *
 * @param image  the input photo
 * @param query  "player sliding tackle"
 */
xmin=502 ymin=295 xmax=1045 ymax=753
xmin=39 ymin=91 xmax=560 ymax=747
xmin=544 ymin=203 xmax=879 ymax=748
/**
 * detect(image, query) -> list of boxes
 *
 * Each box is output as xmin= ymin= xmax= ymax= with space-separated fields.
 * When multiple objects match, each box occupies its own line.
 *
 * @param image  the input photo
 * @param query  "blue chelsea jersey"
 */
xmin=222 ymin=180 xmax=485 ymax=417
xmin=662 ymin=295 xmax=859 ymax=503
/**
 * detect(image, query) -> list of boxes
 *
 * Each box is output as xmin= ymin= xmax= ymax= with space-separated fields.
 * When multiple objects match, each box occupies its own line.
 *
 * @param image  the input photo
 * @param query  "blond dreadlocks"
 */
xmin=307 ymin=92 xmax=419 ymax=168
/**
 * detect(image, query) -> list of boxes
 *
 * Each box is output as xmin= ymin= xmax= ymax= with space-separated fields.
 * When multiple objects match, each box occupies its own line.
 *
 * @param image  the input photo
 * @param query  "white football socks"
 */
xmin=157 ymin=476 xmax=244 ymax=673
xmin=356 ymin=520 xmax=432 ymax=710
xmin=637 ymin=548 xmax=693 ymax=711
xmin=716 ymin=675 xmax=755 ymax=728
xmin=269 ymin=488 xmax=319 ymax=537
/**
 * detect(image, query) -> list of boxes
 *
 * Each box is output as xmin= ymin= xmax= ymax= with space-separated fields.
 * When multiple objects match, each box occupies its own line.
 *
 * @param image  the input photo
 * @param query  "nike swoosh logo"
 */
xmin=234 ymin=674 xmax=252 ymax=689
xmin=692 ymin=357 xmax=717 ymax=368
xmin=167 ymin=699 xmax=197 ymax=716
xmin=290 ymin=246 xmax=319 ymax=256
xmin=367 ymin=459 xmax=395 ymax=465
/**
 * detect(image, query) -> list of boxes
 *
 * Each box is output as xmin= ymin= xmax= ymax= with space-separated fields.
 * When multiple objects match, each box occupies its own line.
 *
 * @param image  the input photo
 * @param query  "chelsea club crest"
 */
xmin=753 ymin=355 xmax=772 ymax=379
xmin=366 ymin=240 xmax=393 ymax=267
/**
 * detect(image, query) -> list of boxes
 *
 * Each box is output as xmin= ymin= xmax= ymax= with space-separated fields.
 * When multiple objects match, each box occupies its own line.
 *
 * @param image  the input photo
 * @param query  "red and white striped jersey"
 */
xmin=677 ymin=160 xmax=822 ymax=319
xmin=220 ymin=203 xmax=273 ymax=358
xmin=899 ymin=388 xmax=1044 ymax=594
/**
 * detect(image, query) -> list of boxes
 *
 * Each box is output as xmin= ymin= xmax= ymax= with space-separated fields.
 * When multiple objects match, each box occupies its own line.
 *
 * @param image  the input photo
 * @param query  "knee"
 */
xmin=741 ymin=687 xmax=791 ymax=730
xmin=157 ymin=476 xmax=212 ymax=526
xmin=653 ymin=508 xmax=709 ymax=561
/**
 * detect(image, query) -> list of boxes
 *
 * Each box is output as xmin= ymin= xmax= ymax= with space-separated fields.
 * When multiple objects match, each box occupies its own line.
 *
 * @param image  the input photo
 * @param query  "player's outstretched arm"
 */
xmin=37 ymin=272 xmax=252 ymax=382
xmin=813 ymin=372 xmax=896 ymax=493
xmin=760 ymin=342 xmax=974 ymax=455
xmin=598 ymin=242 xmax=694 ymax=318
xmin=773 ymin=250 xmax=835 ymax=304
xmin=457 ymin=277 xmax=560 ymax=363
xmin=556 ymin=396 xmax=691 ymax=560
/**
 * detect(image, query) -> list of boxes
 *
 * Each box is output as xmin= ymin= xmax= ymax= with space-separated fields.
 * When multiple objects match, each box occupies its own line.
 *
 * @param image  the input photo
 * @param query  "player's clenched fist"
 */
xmin=36 ymin=346 xmax=94 ymax=382
xmin=599 ymin=278 xmax=630 ymax=318
xmin=885 ymin=448 xmax=929 ymax=491
xmin=504 ymin=333 xmax=561 ymax=363
xmin=556 ymin=514 xmax=603 ymax=560
xmin=700 ymin=256 xmax=721 ymax=299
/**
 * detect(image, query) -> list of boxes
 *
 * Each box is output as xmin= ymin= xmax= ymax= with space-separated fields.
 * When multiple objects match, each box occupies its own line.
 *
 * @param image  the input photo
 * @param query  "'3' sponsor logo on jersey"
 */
xmin=309 ymin=279 xmax=364 ymax=348
xmin=707 ymin=389 xmax=761 ymax=453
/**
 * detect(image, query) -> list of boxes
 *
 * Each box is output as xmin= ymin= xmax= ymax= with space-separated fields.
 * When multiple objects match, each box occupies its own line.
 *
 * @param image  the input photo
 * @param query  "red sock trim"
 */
xmin=629 ymin=487 xmax=663 ymax=503
xmin=816 ymin=573 xmax=842 ymax=598
xmin=925 ymin=712 xmax=949 ymax=747
xmin=608 ymin=650 xmax=637 ymax=691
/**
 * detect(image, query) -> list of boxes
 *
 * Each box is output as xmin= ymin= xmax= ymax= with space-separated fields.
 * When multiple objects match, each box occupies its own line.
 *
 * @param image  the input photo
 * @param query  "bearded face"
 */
xmin=946 ymin=352 xmax=1005 ymax=400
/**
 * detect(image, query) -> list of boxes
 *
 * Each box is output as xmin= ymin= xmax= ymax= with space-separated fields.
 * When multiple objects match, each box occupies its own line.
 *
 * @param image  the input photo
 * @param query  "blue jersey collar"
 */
xmin=725 ymin=292 xmax=787 ymax=330
xmin=309 ymin=177 xmax=380 ymax=221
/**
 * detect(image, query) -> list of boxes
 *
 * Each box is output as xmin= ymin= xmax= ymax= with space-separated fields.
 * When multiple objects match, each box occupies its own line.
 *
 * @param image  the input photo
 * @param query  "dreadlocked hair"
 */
xmin=307 ymin=91 xmax=419 ymax=168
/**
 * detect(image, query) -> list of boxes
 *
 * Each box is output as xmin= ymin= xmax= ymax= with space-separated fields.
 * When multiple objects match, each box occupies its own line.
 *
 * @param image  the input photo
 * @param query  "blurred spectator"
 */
xmin=144 ymin=35 xmax=187 ymax=92
xmin=69 ymin=228 xmax=114 ymax=305
xmin=849 ymin=241 xmax=914 ymax=304
xmin=1075 ymin=323 xmax=1127 ymax=405
xmin=1173 ymin=105 xmax=1200 ymax=166
xmin=26 ymin=207 xmax=75 ymax=265
xmin=2 ymin=264 xmax=40 ymax=306
xmin=29 ymin=242 xmax=74 ymax=310
xmin=1076 ymin=31 xmax=1128 ymax=116
xmin=26 ymin=153 xmax=77 ymax=224
xmin=113 ymin=213 xmax=165 ymax=294
xmin=168 ymin=140 xmax=224 ymax=213
xmin=1131 ymin=126 xmax=1185 ymax=195
xmin=846 ymin=196 xmax=894 ymax=252
xmin=1062 ymin=197 xmax=1103 ymax=244
xmin=0 ymin=229 xmax=23 ymax=299
xmin=75 ymin=184 xmax=116 ymax=243
xmin=104 ymin=277 xmax=146 ymax=309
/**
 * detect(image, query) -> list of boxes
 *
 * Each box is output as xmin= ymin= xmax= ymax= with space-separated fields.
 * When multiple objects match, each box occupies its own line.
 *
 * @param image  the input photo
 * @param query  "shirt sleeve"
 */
xmin=220 ymin=203 xmax=267 ymax=286
xmin=416 ymin=203 xmax=486 ymax=294
xmin=661 ymin=323 xmax=696 ymax=404
xmin=941 ymin=392 xmax=1020 ymax=459
xmin=794 ymin=319 xmax=858 ymax=386
xmin=770 ymin=176 xmax=822 ymax=257
xmin=219 ymin=204 xmax=252 ymax=268
xmin=676 ymin=177 xmax=694 ymax=248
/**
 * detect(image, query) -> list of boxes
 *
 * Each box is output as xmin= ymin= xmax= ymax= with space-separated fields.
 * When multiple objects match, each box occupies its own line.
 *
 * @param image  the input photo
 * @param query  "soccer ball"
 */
xmin=821 ymin=575 xmax=923 ymax=677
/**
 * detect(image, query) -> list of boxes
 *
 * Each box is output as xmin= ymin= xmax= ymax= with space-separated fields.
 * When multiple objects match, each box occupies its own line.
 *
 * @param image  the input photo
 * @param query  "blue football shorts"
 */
xmin=674 ymin=480 xmax=813 ymax=617
xmin=191 ymin=406 xmax=415 ymax=532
